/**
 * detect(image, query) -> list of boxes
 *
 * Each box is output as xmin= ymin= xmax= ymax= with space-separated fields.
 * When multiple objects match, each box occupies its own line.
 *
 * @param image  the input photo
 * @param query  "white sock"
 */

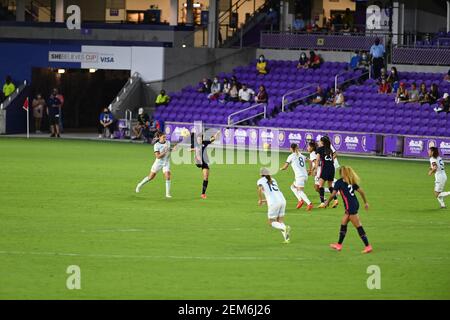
xmin=324 ymin=188 xmax=330 ymax=193
xmin=437 ymin=197 xmax=446 ymax=207
xmin=138 ymin=176 xmax=150 ymax=188
xmin=298 ymin=191 xmax=311 ymax=205
xmin=271 ymin=221 xmax=286 ymax=231
xmin=166 ymin=180 xmax=171 ymax=195
xmin=290 ymin=185 xmax=301 ymax=200
xmin=439 ymin=191 xmax=450 ymax=198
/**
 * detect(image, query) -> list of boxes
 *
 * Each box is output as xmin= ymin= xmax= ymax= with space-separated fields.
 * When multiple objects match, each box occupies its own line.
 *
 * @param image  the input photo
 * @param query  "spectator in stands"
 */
xmin=132 ymin=108 xmax=150 ymax=140
xmin=325 ymin=88 xmax=335 ymax=105
xmin=228 ymin=83 xmax=240 ymax=102
xmin=2 ymin=75 xmax=15 ymax=102
xmin=297 ymin=52 xmax=309 ymax=69
xmin=445 ymin=69 xmax=450 ymax=82
xmin=98 ymin=107 xmax=115 ymax=139
xmin=428 ymin=83 xmax=440 ymax=104
xmin=377 ymin=67 xmax=388 ymax=84
xmin=308 ymin=50 xmax=321 ymax=69
xmin=238 ymin=84 xmax=255 ymax=102
xmin=32 ymin=93 xmax=45 ymax=134
xmin=311 ymin=86 xmax=326 ymax=105
xmin=419 ymin=83 xmax=429 ymax=103
xmin=146 ymin=116 xmax=159 ymax=142
xmin=434 ymin=93 xmax=450 ymax=113
xmin=255 ymin=85 xmax=268 ymax=103
xmin=370 ymin=37 xmax=385 ymax=79
xmin=208 ymin=77 xmax=222 ymax=100
xmin=408 ymin=83 xmax=419 ymax=103
xmin=351 ymin=26 xmax=359 ymax=35
xmin=341 ymin=23 xmax=351 ymax=36
xmin=349 ymin=51 xmax=361 ymax=70
xmin=220 ymin=77 xmax=231 ymax=102
xmin=333 ymin=88 xmax=345 ymax=107
xmin=197 ymin=78 xmax=212 ymax=93
xmin=47 ymin=90 xmax=62 ymax=138
xmin=395 ymin=82 xmax=409 ymax=104
xmin=155 ymin=90 xmax=170 ymax=107
xmin=331 ymin=13 xmax=343 ymax=31
xmin=230 ymin=75 xmax=240 ymax=88
xmin=378 ymin=78 xmax=391 ymax=94
xmin=256 ymin=55 xmax=268 ymax=75
xmin=342 ymin=8 xmax=354 ymax=28
xmin=387 ymin=67 xmax=399 ymax=91
xmin=293 ymin=13 xmax=305 ymax=32
xmin=358 ymin=51 xmax=370 ymax=71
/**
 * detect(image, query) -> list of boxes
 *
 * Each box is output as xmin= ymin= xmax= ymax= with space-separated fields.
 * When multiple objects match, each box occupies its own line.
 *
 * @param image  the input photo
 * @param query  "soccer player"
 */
xmin=135 ymin=132 xmax=174 ymax=198
xmin=428 ymin=147 xmax=450 ymax=208
xmin=257 ymin=168 xmax=291 ymax=243
xmin=324 ymin=166 xmax=372 ymax=254
xmin=280 ymin=143 xmax=313 ymax=211
xmin=191 ymin=130 xmax=220 ymax=199
xmin=314 ymin=137 xmax=338 ymax=208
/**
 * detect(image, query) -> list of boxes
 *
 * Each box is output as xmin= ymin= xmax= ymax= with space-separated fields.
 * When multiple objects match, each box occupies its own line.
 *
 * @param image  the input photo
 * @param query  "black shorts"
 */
xmin=345 ymin=209 xmax=359 ymax=215
xmin=320 ymin=166 xmax=335 ymax=181
xmin=196 ymin=162 xmax=210 ymax=170
xmin=49 ymin=114 xmax=60 ymax=126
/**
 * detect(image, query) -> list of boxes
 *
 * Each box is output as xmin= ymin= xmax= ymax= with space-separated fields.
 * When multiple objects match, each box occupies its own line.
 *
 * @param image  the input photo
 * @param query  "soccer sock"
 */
xmin=202 ymin=180 xmax=209 ymax=194
xmin=338 ymin=224 xmax=347 ymax=244
xmin=165 ymin=180 xmax=171 ymax=195
xmin=357 ymin=226 xmax=370 ymax=247
xmin=298 ymin=191 xmax=311 ymax=205
xmin=138 ymin=176 xmax=150 ymax=188
xmin=324 ymin=188 xmax=330 ymax=193
xmin=319 ymin=188 xmax=325 ymax=203
xmin=329 ymin=186 xmax=337 ymax=200
xmin=439 ymin=191 xmax=450 ymax=198
xmin=271 ymin=221 xmax=286 ymax=231
xmin=290 ymin=185 xmax=301 ymax=201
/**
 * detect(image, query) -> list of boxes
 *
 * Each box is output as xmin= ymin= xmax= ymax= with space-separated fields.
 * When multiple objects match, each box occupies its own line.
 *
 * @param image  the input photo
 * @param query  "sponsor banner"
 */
xmin=81 ymin=45 xmax=132 ymax=70
xmin=404 ymin=137 xmax=450 ymax=159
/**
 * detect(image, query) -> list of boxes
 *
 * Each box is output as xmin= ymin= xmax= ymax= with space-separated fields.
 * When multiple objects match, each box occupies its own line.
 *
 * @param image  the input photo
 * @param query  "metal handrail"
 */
xmin=227 ymin=102 xmax=267 ymax=125
xmin=0 ymin=80 xmax=27 ymax=111
xmin=109 ymin=72 xmax=140 ymax=113
xmin=281 ymin=83 xmax=317 ymax=112
xmin=125 ymin=109 xmax=133 ymax=134
xmin=336 ymin=70 xmax=370 ymax=91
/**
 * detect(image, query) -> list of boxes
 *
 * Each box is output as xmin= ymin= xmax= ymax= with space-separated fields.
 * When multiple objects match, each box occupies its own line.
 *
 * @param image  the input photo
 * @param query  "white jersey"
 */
xmin=309 ymin=151 xmax=318 ymax=170
xmin=430 ymin=156 xmax=447 ymax=178
xmin=286 ymin=152 xmax=308 ymax=178
xmin=257 ymin=177 xmax=286 ymax=206
xmin=154 ymin=141 xmax=171 ymax=165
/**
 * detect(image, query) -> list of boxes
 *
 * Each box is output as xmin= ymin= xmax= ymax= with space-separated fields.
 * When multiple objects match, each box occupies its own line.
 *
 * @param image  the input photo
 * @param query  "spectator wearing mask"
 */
xmin=377 ymin=67 xmax=388 ymax=85
xmin=256 ymin=55 xmax=268 ymax=75
xmin=358 ymin=51 xmax=370 ymax=70
xmin=387 ymin=67 xmax=399 ymax=91
xmin=408 ymin=83 xmax=419 ymax=103
xmin=378 ymin=78 xmax=391 ymax=94
xmin=197 ymin=78 xmax=212 ymax=93
xmin=32 ymin=93 xmax=45 ymax=133
xmin=434 ymin=93 xmax=450 ymax=113
xmin=428 ymin=83 xmax=440 ymax=104
xmin=220 ymin=78 xmax=231 ymax=102
xmin=255 ymin=85 xmax=268 ymax=103
xmin=208 ymin=77 xmax=222 ymax=100
xmin=98 ymin=107 xmax=115 ymax=139
xmin=238 ymin=84 xmax=255 ymax=102
xmin=308 ymin=50 xmax=321 ymax=69
xmin=349 ymin=51 xmax=361 ymax=70
xmin=2 ymin=75 xmax=15 ymax=101
xmin=418 ymin=83 xmax=429 ymax=103
xmin=297 ymin=52 xmax=309 ymax=69
xmin=132 ymin=108 xmax=150 ymax=140
xmin=311 ymin=86 xmax=326 ymax=105
xmin=370 ymin=37 xmax=385 ymax=79
xmin=47 ymin=89 xmax=62 ymax=138
xmin=395 ymin=82 xmax=409 ymax=104
xmin=325 ymin=88 xmax=335 ymax=105
xmin=155 ymin=90 xmax=170 ymax=107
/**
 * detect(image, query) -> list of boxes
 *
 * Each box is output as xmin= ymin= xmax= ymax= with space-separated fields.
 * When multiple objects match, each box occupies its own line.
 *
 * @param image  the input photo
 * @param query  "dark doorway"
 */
xmin=31 ymin=68 xmax=129 ymax=131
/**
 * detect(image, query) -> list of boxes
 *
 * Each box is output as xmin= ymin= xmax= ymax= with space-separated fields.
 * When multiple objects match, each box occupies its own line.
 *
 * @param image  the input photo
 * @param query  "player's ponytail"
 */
xmin=321 ymin=136 xmax=332 ymax=156
xmin=290 ymin=143 xmax=299 ymax=154
xmin=340 ymin=166 xmax=360 ymax=185
xmin=308 ymin=141 xmax=317 ymax=152
xmin=264 ymin=175 xmax=273 ymax=185
xmin=429 ymin=147 xmax=439 ymax=158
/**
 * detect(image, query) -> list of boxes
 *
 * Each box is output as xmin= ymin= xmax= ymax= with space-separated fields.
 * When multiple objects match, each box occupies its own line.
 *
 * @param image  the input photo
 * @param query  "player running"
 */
xmin=428 ymin=147 xmax=450 ymax=208
xmin=257 ymin=168 xmax=291 ymax=243
xmin=191 ymin=130 xmax=220 ymax=199
xmin=314 ymin=136 xmax=338 ymax=208
xmin=135 ymin=132 xmax=174 ymax=198
xmin=324 ymin=166 xmax=372 ymax=254
xmin=280 ymin=143 xmax=313 ymax=211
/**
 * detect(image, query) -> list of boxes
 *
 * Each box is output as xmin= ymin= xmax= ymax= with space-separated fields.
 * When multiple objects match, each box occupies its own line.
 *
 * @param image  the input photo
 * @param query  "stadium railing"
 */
xmin=227 ymin=102 xmax=267 ymax=125
xmin=281 ymin=84 xmax=317 ymax=112
xmin=0 ymin=80 xmax=28 ymax=111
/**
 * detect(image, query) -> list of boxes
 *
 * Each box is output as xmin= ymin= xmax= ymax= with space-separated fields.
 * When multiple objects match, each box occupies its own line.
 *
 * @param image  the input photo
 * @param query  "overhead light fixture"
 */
xmin=89 ymin=69 xmax=97 ymax=73
xmin=182 ymin=44 xmax=187 ymax=48
xmin=57 ymin=69 xmax=65 ymax=74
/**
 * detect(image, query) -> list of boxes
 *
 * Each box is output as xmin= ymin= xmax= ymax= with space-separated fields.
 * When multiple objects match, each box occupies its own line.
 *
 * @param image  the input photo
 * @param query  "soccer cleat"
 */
xmin=201 ymin=194 xmax=207 ymax=199
xmin=166 ymin=194 xmax=172 ymax=198
xmin=285 ymin=225 xmax=291 ymax=241
xmin=362 ymin=245 xmax=373 ymax=254
xmin=330 ymin=243 xmax=342 ymax=251
xmin=296 ymin=200 xmax=304 ymax=209
xmin=331 ymin=200 xmax=339 ymax=208
xmin=318 ymin=203 xmax=326 ymax=208
xmin=306 ymin=204 xmax=313 ymax=211
xmin=441 ymin=206 xmax=447 ymax=209
xmin=135 ymin=185 xmax=141 ymax=193
xmin=283 ymin=239 xmax=290 ymax=244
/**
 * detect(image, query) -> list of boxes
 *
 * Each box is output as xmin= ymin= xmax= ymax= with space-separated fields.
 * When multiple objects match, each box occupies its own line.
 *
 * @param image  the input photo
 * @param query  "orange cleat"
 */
xmin=362 ymin=245 xmax=373 ymax=254
xmin=201 ymin=194 xmax=207 ymax=199
xmin=330 ymin=243 xmax=342 ymax=251
xmin=306 ymin=204 xmax=313 ymax=211
xmin=296 ymin=200 xmax=304 ymax=209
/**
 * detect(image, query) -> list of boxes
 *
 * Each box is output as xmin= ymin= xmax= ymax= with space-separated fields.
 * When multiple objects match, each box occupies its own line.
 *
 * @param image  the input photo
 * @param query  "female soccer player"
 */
xmin=280 ymin=143 xmax=313 ymax=211
xmin=135 ymin=132 xmax=175 ymax=198
xmin=191 ymin=130 xmax=221 ymax=199
xmin=257 ymin=168 xmax=291 ymax=243
xmin=428 ymin=147 xmax=450 ymax=208
xmin=324 ymin=166 xmax=372 ymax=254
xmin=314 ymin=136 xmax=338 ymax=208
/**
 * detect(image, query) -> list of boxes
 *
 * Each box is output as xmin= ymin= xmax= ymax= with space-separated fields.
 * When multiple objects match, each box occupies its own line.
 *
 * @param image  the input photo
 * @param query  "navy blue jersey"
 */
xmin=317 ymin=146 xmax=334 ymax=170
xmin=47 ymin=96 xmax=61 ymax=117
xmin=334 ymin=178 xmax=360 ymax=214
xmin=195 ymin=140 xmax=212 ymax=165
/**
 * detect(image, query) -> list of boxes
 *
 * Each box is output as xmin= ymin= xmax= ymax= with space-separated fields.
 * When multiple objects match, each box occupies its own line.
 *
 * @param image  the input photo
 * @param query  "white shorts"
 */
xmin=267 ymin=200 xmax=286 ymax=219
xmin=151 ymin=161 xmax=170 ymax=174
xmin=435 ymin=175 xmax=447 ymax=193
xmin=334 ymin=159 xmax=340 ymax=169
xmin=293 ymin=176 xmax=308 ymax=188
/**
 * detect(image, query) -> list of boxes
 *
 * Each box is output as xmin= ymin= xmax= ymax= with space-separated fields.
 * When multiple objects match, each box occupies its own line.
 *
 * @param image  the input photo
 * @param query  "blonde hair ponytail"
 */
xmin=340 ymin=166 xmax=360 ymax=185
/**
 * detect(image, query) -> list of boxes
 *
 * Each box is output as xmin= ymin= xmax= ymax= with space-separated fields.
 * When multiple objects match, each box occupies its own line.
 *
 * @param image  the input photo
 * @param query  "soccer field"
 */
xmin=1 ymin=138 xmax=449 ymax=299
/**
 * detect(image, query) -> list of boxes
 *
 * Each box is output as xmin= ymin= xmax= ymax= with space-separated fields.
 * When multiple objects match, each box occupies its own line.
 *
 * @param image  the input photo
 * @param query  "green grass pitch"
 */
xmin=1 ymin=138 xmax=449 ymax=299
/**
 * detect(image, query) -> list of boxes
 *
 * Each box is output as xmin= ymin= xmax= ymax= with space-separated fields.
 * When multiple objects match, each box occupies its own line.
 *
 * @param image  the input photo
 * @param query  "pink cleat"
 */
xmin=362 ymin=245 xmax=373 ymax=254
xmin=201 ymin=194 xmax=207 ymax=199
xmin=296 ymin=200 xmax=304 ymax=209
xmin=306 ymin=204 xmax=313 ymax=212
xmin=330 ymin=243 xmax=342 ymax=251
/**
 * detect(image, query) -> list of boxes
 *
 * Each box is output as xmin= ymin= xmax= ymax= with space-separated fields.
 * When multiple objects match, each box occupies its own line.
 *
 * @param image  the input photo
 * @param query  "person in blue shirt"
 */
xmin=369 ymin=37 xmax=385 ymax=80
xmin=46 ymin=91 xmax=61 ymax=138
xmin=98 ymin=107 xmax=115 ymax=139
xmin=349 ymin=51 xmax=361 ymax=70
xmin=292 ymin=13 xmax=305 ymax=32
xmin=324 ymin=166 xmax=372 ymax=254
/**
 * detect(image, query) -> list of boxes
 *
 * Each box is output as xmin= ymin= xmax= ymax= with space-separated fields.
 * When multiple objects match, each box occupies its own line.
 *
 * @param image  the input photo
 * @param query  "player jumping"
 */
xmin=428 ymin=146 xmax=450 ymax=209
